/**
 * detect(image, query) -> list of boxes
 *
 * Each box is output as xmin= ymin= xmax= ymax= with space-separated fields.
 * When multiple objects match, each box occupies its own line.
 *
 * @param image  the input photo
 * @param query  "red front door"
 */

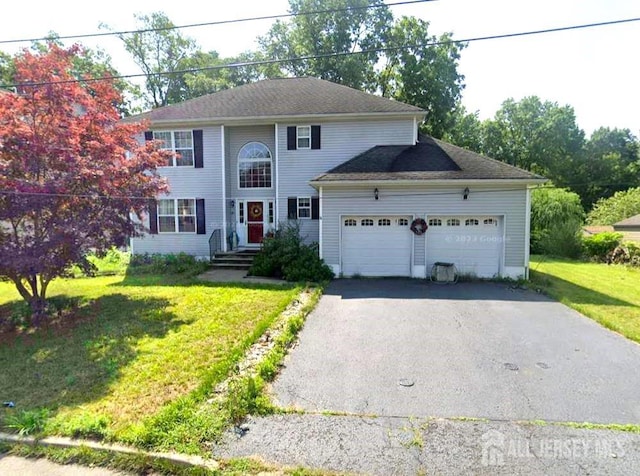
xmin=247 ymin=201 xmax=264 ymax=244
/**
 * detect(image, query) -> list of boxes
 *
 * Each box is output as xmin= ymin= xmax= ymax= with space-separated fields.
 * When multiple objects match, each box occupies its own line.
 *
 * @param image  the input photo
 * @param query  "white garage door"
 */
xmin=426 ymin=216 xmax=503 ymax=278
xmin=342 ymin=216 xmax=412 ymax=277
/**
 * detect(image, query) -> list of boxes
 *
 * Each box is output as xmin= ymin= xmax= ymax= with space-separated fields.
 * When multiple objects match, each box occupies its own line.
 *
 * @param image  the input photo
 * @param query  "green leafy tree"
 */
xmin=483 ymin=97 xmax=584 ymax=182
xmin=259 ymin=0 xmax=392 ymax=90
xmin=443 ymin=106 xmax=484 ymax=152
xmin=180 ymin=50 xmax=277 ymax=99
xmin=378 ymin=16 xmax=465 ymax=138
xmin=0 ymin=50 xmax=16 ymax=88
xmin=531 ymin=187 xmax=584 ymax=258
xmin=26 ymin=34 xmax=142 ymax=115
xmin=574 ymin=128 xmax=640 ymax=209
xmin=587 ymin=187 xmax=640 ymax=225
xmin=114 ymin=12 xmax=197 ymax=108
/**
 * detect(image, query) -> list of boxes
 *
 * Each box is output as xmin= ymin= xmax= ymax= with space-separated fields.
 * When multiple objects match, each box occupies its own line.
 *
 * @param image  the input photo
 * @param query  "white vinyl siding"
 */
xmin=278 ymin=118 xmax=415 ymax=244
xmin=321 ymin=185 xmax=528 ymax=277
xmin=131 ymin=127 xmax=223 ymax=258
xmin=226 ymin=125 xmax=276 ymax=200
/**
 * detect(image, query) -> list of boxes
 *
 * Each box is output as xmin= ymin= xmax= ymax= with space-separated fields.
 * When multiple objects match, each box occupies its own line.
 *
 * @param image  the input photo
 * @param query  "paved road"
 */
xmin=215 ymin=414 xmax=640 ymax=475
xmin=272 ymin=279 xmax=640 ymax=424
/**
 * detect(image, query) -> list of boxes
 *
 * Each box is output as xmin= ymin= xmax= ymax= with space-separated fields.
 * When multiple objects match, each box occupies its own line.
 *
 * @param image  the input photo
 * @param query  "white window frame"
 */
xmin=154 ymin=130 xmax=194 ymax=167
xmin=297 ymin=125 xmax=311 ymax=149
xmin=157 ymin=198 xmax=197 ymax=234
xmin=297 ymin=197 xmax=311 ymax=219
xmin=237 ymin=142 xmax=273 ymax=189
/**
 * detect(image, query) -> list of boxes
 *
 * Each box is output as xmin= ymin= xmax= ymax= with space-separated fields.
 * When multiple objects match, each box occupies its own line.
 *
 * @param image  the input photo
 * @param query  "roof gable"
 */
xmin=314 ymin=136 xmax=545 ymax=182
xmin=614 ymin=214 xmax=640 ymax=228
xmin=129 ymin=77 xmax=424 ymax=123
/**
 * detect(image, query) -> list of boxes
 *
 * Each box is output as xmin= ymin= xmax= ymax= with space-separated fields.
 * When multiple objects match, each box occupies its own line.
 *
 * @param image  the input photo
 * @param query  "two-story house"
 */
xmin=129 ymin=77 xmax=544 ymax=279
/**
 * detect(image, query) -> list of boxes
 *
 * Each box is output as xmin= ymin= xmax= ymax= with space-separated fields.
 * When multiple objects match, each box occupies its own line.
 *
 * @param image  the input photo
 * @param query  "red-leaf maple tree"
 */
xmin=0 ymin=44 xmax=170 ymax=319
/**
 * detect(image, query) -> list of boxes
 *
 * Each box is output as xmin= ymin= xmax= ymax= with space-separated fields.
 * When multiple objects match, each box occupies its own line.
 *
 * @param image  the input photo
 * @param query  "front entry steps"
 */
xmin=210 ymin=249 xmax=259 ymax=271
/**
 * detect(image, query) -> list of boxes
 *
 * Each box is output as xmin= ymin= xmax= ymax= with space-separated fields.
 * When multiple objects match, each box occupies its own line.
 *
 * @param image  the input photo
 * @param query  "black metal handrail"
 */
xmin=209 ymin=229 xmax=222 ymax=261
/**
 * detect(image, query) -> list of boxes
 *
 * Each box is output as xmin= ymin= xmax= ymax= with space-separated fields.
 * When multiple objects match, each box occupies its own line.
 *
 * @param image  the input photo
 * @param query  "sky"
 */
xmin=1 ymin=0 xmax=639 ymax=135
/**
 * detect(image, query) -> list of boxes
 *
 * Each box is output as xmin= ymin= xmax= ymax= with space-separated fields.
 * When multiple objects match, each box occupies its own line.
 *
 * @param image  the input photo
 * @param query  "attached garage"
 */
xmin=426 ymin=216 xmax=503 ymax=278
xmin=341 ymin=216 xmax=413 ymax=276
xmin=313 ymin=137 xmax=546 ymax=280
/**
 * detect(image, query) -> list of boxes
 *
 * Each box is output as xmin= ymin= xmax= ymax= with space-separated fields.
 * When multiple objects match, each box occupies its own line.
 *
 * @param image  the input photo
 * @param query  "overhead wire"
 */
xmin=0 ymin=182 xmax=632 ymax=202
xmin=2 ymin=16 xmax=639 ymax=89
xmin=0 ymin=0 xmax=435 ymax=45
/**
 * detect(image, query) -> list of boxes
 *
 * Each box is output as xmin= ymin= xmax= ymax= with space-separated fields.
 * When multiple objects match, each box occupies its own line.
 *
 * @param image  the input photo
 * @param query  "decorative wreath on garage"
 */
xmin=410 ymin=218 xmax=428 ymax=235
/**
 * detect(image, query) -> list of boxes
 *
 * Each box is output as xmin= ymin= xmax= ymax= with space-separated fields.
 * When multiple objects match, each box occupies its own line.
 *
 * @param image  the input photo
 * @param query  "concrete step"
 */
xmin=208 ymin=262 xmax=252 ymax=270
xmin=213 ymin=256 xmax=255 ymax=264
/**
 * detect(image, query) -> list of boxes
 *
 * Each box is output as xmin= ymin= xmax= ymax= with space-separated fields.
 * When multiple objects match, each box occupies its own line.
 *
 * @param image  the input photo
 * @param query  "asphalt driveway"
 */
xmin=272 ymin=279 xmax=640 ymax=424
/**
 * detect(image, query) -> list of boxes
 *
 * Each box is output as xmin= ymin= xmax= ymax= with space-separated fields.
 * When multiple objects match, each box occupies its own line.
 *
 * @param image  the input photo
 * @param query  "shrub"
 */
xmin=128 ymin=253 xmax=208 ymax=276
xmin=531 ymin=188 xmax=585 ymax=258
xmin=249 ymin=222 xmax=334 ymax=282
xmin=583 ymin=232 xmax=624 ymax=261
xmin=4 ymin=408 xmax=50 ymax=436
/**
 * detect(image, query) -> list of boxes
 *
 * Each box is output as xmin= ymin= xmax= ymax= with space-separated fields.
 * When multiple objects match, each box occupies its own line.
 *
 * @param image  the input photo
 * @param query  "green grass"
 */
xmin=0 ymin=272 xmax=299 ymax=453
xmin=530 ymin=255 xmax=640 ymax=343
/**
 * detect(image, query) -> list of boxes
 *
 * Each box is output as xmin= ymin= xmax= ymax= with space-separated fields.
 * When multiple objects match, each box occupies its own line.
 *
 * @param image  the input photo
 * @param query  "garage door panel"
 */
xmin=426 ymin=216 xmax=503 ymax=278
xmin=342 ymin=216 xmax=412 ymax=277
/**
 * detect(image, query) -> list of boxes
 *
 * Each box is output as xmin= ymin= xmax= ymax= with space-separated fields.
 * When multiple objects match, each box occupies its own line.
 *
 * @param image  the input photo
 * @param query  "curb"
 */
xmin=0 ymin=432 xmax=219 ymax=471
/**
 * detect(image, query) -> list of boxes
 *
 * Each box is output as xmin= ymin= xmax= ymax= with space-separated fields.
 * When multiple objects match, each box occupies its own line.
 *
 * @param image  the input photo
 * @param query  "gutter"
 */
xmin=309 ymin=178 xmax=548 ymax=189
xmin=122 ymin=111 xmax=426 ymax=128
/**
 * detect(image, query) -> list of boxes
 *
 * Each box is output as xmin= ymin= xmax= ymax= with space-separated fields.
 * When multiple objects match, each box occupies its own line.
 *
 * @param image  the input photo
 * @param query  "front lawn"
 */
xmin=530 ymin=256 xmax=640 ymax=343
xmin=0 ymin=273 xmax=299 ymax=453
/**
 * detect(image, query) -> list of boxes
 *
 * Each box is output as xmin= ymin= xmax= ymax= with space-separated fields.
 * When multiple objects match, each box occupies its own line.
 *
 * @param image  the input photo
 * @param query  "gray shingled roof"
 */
xmin=128 ymin=77 xmax=423 ymax=122
xmin=313 ymin=136 xmax=545 ymax=182
xmin=614 ymin=214 xmax=640 ymax=228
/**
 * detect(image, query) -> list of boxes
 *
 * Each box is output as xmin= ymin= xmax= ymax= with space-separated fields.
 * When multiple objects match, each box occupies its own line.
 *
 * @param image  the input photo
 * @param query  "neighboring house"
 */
xmin=128 ymin=77 xmax=544 ymax=279
xmin=613 ymin=214 xmax=640 ymax=242
xmin=583 ymin=225 xmax=614 ymax=236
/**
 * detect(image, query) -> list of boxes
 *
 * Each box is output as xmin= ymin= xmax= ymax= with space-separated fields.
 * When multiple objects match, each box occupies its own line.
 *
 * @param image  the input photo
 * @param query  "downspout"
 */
xmin=274 ymin=123 xmax=279 ymax=227
xmin=319 ymin=186 xmax=323 ymax=259
xmin=221 ymin=125 xmax=228 ymax=252
xmin=524 ymin=186 xmax=532 ymax=279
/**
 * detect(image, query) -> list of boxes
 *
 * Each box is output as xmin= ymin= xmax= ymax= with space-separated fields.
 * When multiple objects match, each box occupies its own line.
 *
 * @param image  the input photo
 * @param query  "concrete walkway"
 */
xmin=0 ymin=455 xmax=128 ymax=475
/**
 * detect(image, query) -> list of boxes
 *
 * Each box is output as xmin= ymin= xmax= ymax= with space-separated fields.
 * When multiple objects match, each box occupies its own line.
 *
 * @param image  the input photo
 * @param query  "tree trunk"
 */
xmin=12 ymin=275 xmax=50 ymax=325
xmin=29 ymin=295 xmax=48 ymax=326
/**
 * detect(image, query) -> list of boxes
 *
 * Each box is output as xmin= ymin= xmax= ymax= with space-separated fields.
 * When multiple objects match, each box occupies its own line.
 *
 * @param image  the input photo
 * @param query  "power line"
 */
xmin=2 ymin=16 xmax=638 ymax=90
xmin=0 ymin=183 xmax=633 ymax=202
xmin=0 ymin=0 xmax=435 ymax=45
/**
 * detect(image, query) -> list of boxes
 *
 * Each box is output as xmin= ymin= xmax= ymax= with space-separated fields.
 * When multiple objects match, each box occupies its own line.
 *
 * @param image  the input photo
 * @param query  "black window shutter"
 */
xmin=287 ymin=197 xmax=298 ymax=219
xmin=144 ymin=131 xmax=153 ymax=142
xmin=287 ymin=126 xmax=297 ymax=150
xmin=311 ymin=197 xmax=319 ymax=220
xmin=148 ymin=199 xmax=158 ymax=234
xmin=311 ymin=125 xmax=321 ymax=149
xmin=193 ymin=130 xmax=204 ymax=168
xmin=196 ymin=199 xmax=206 ymax=234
